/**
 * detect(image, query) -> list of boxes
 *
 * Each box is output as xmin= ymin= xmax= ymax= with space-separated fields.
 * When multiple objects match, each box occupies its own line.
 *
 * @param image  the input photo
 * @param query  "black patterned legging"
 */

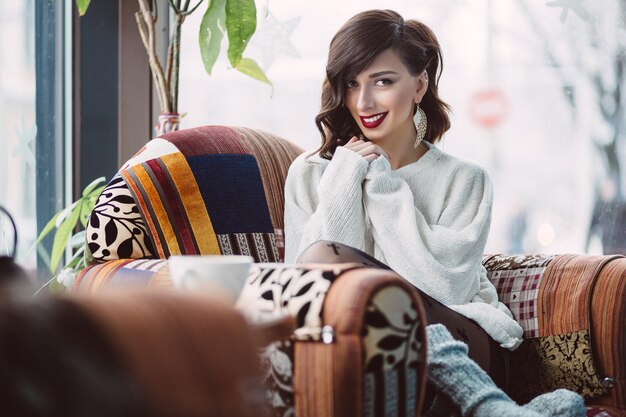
xmin=296 ymin=240 xmax=510 ymax=391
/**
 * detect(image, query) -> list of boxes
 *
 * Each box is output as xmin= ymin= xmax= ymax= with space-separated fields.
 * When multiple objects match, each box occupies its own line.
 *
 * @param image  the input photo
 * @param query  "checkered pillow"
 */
xmin=488 ymin=267 xmax=546 ymax=338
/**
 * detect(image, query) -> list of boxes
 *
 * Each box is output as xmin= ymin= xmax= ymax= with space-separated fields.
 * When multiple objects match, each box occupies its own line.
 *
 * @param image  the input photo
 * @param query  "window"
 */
xmin=0 ymin=1 xmax=69 ymax=275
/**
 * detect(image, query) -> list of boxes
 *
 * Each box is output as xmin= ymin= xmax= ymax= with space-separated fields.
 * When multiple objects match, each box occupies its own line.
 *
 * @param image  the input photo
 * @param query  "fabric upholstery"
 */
xmin=235 ymin=263 xmax=428 ymax=417
xmin=87 ymin=176 xmax=155 ymax=262
xmin=484 ymin=254 xmax=626 ymax=412
xmin=75 ymin=259 xmax=167 ymax=293
xmin=362 ymin=285 xmax=425 ymax=417
xmin=237 ymin=263 xmax=347 ymax=417
xmin=83 ymin=126 xmax=303 ymax=271
xmin=586 ymin=407 xmax=626 ymax=417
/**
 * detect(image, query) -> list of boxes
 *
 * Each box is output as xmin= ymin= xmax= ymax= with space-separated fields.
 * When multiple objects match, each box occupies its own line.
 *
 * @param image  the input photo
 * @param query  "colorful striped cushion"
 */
xmin=84 ymin=126 xmax=303 ymax=267
xmin=74 ymin=259 xmax=167 ymax=293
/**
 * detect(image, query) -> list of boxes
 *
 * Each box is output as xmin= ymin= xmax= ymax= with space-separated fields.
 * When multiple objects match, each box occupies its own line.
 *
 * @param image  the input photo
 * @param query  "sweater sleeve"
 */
xmin=284 ymin=146 xmax=369 ymax=263
xmin=363 ymin=156 xmax=492 ymax=305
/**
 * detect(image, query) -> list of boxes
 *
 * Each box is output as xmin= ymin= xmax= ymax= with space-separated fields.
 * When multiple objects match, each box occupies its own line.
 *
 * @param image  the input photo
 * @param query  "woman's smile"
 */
xmin=359 ymin=112 xmax=388 ymax=128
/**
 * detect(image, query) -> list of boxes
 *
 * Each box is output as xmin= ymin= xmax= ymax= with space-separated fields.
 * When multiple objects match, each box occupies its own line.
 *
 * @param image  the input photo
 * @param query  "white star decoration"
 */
xmin=250 ymin=10 xmax=301 ymax=70
xmin=546 ymin=0 xmax=591 ymax=23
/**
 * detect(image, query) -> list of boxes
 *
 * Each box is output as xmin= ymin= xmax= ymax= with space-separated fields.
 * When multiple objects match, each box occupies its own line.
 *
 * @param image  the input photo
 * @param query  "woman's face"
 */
xmin=343 ymin=49 xmax=427 ymax=145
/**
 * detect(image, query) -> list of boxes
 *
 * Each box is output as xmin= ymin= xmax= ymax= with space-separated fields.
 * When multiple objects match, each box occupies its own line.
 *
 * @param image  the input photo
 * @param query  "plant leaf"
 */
xmin=87 ymin=185 xmax=106 ymax=199
xmin=55 ymin=201 xmax=79 ymax=228
xmin=82 ymin=176 xmax=106 ymax=197
xmin=65 ymin=246 xmax=85 ymax=269
xmin=199 ymin=0 xmax=226 ymax=75
xmin=50 ymin=205 xmax=81 ymax=273
xmin=32 ymin=210 xmax=61 ymax=248
xmin=70 ymin=230 xmax=87 ymax=249
xmin=225 ymin=0 xmax=256 ymax=67
xmin=81 ymin=186 xmax=105 ymax=227
xmin=235 ymin=57 xmax=271 ymax=85
xmin=76 ymin=0 xmax=92 ymax=16
xmin=79 ymin=199 xmax=91 ymax=227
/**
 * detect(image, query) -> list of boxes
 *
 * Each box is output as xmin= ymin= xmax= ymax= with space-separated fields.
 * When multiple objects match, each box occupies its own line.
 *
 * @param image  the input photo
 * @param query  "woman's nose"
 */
xmin=357 ymin=87 xmax=373 ymax=112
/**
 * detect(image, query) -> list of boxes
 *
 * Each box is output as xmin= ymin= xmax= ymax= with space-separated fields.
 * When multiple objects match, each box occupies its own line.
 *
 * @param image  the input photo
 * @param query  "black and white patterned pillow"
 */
xmin=236 ymin=265 xmax=341 ymax=417
xmin=236 ymin=264 xmax=426 ymax=417
xmin=86 ymin=176 xmax=155 ymax=263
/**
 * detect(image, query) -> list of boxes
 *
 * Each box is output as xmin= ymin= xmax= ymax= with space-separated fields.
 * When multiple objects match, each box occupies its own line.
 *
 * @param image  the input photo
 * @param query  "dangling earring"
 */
xmin=413 ymin=104 xmax=427 ymax=149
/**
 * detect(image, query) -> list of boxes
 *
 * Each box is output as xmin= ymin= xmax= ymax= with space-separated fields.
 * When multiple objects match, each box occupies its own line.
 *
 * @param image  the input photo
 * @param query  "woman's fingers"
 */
xmin=347 ymin=140 xmax=372 ymax=152
xmin=357 ymin=144 xmax=389 ymax=161
xmin=343 ymin=136 xmax=359 ymax=148
xmin=342 ymin=139 xmax=390 ymax=162
xmin=344 ymin=138 xmax=363 ymax=148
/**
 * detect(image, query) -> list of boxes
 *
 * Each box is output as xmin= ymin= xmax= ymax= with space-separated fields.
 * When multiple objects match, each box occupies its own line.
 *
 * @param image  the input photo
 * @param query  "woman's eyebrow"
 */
xmin=368 ymin=70 xmax=399 ymax=78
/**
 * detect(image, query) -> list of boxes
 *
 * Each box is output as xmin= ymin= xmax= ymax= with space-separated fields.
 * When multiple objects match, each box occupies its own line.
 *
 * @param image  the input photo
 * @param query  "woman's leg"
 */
xmin=426 ymin=324 xmax=585 ymax=417
xmin=296 ymin=240 xmax=509 ymax=389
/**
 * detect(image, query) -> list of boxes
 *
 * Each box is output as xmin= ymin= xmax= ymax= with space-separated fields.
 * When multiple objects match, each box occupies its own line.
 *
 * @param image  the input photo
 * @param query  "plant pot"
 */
xmin=155 ymin=112 xmax=181 ymax=137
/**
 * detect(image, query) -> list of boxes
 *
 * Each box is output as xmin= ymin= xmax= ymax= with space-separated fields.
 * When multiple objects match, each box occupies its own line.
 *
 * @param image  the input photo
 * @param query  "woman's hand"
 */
xmin=343 ymin=136 xmax=390 ymax=162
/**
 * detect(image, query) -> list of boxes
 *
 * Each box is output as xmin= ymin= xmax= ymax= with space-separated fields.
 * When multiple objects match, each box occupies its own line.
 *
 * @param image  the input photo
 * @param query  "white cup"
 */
xmin=168 ymin=255 xmax=253 ymax=301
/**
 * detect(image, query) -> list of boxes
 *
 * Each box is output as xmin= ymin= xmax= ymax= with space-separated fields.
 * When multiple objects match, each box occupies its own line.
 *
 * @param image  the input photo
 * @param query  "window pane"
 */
xmin=178 ymin=0 xmax=626 ymax=255
xmin=0 ymin=1 xmax=37 ymax=265
xmin=1 ymin=0 xmax=66 ymax=275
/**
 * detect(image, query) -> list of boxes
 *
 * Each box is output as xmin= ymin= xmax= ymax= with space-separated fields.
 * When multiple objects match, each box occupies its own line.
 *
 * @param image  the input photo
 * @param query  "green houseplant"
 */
xmin=33 ymin=177 xmax=106 ymax=294
xmin=77 ymin=0 xmax=270 ymax=134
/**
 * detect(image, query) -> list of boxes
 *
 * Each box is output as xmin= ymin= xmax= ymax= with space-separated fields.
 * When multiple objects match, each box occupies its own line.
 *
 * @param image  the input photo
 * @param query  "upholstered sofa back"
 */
xmin=85 ymin=126 xmax=303 ymax=267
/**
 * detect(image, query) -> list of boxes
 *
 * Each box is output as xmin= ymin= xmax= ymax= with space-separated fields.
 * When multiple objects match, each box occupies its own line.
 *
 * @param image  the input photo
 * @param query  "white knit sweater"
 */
xmin=284 ymin=142 xmax=523 ymax=350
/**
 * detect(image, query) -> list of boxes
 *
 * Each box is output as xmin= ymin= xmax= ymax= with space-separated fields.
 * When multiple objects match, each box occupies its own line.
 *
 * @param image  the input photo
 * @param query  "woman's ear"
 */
xmin=415 ymin=71 xmax=429 ymax=103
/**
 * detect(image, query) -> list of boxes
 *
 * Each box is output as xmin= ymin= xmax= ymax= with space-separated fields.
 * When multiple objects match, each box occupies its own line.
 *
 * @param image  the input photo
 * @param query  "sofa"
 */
xmin=75 ymin=125 xmax=626 ymax=417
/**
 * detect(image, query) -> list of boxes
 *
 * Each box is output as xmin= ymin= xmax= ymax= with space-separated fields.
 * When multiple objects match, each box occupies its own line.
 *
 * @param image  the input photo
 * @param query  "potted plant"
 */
xmin=77 ymin=0 xmax=270 ymax=135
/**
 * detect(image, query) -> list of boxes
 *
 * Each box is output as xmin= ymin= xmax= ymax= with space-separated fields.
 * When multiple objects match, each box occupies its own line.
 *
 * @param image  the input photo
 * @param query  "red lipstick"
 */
xmin=359 ymin=112 xmax=388 ymax=128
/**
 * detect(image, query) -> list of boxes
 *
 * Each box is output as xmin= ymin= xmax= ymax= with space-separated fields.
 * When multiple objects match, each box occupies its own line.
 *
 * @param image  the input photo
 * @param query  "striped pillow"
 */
xmin=114 ymin=126 xmax=303 ymax=263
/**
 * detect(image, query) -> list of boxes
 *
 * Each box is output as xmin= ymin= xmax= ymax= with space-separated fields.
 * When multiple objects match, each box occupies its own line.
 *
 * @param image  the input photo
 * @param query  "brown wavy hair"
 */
xmin=314 ymin=9 xmax=451 ymax=159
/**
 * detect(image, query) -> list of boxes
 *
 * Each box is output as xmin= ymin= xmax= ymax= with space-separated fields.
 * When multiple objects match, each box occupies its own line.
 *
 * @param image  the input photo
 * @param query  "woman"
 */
xmin=284 ymin=9 xmax=585 ymax=416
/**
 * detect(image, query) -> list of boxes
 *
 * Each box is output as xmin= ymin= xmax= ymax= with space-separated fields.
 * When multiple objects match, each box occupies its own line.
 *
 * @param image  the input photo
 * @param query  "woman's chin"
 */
xmin=362 ymin=133 xmax=384 ymax=142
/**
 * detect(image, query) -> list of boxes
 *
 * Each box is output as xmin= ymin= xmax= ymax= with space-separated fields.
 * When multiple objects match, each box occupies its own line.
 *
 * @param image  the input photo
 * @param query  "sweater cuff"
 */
xmin=365 ymin=154 xmax=391 ymax=179
xmin=318 ymin=146 xmax=368 ymax=195
xmin=334 ymin=145 xmax=368 ymax=167
xmin=426 ymin=324 xmax=457 ymax=346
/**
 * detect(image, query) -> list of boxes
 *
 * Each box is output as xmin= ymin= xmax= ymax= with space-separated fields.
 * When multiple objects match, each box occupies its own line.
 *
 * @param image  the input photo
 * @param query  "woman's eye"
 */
xmin=346 ymin=80 xmax=358 ymax=88
xmin=374 ymin=78 xmax=393 ymax=86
